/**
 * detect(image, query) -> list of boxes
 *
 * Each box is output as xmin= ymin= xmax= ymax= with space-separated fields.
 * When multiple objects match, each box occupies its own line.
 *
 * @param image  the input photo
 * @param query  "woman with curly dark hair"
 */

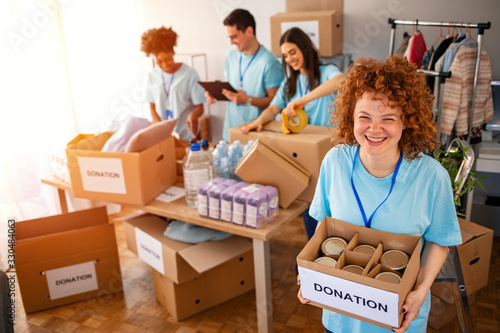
xmin=298 ymin=56 xmax=462 ymax=333
xmin=141 ymin=26 xmax=205 ymax=140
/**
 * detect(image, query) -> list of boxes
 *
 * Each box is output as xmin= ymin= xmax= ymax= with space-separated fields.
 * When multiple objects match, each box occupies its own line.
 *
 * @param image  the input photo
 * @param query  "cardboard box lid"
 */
xmin=272 ymin=9 xmax=340 ymax=19
xmin=125 ymin=214 xmax=253 ymax=274
xmin=15 ymin=207 xmax=109 ymax=240
xmin=286 ymin=0 xmax=343 ymax=13
xmin=458 ymin=217 xmax=494 ymax=244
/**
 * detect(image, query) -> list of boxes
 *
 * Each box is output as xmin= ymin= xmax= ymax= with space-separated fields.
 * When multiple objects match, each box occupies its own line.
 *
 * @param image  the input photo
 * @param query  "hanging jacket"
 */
xmin=441 ymin=45 xmax=494 ymax=137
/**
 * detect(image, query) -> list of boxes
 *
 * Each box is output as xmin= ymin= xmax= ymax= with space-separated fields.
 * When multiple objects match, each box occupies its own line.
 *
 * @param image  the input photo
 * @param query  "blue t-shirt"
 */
xmin=271 ymin=64 xmax=342 ymax=126
xmin=223 ymin=45 xmax=284 ymax=141
xmin=145 ymin=64 xmax=206 ymax=140
xmin=310 ymin=145 xmax=462 ymax=333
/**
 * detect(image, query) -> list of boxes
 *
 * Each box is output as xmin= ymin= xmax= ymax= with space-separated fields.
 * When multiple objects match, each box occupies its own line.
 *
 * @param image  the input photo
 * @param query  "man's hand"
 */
xmin=222 ymin=89 xmax=249 ymax=105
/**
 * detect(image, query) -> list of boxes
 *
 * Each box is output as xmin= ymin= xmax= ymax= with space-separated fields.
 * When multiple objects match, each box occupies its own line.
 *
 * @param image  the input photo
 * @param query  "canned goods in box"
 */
xmin=341 ymin=264 xmax=364 ymax=275
xmin=321 ymin=237 xmax=347 ymax=256
xmin=314 ymin=256 xmax=337 ymax=268
xmin=374 ymin=271 xmax=402 ymax=284
xmin=381 ymin=249 xmax=409 ymax=271
xmin=352 ymin=244 xmax=376 ymax=256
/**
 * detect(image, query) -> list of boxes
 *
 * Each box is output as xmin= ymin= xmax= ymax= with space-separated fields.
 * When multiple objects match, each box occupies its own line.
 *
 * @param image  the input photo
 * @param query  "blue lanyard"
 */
xmin=239 ymin=44 xmax=261 ymax=88
xmin=350 ymin=145 xmax=403 ymax=228
xmin=161 ymin=69 xmax=176 ymax=100
xmin=298 ymin=77 xmax=309 ymax=97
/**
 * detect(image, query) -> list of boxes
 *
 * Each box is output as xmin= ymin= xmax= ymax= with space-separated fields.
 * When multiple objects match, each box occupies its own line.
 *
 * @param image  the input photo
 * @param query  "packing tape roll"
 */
xmin=282 ymin=107 xmax=308 ymax=133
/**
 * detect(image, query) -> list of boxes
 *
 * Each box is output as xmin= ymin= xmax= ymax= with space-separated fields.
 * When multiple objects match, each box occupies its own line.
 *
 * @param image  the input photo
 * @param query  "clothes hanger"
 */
xmin=432 ymin=21 xmax=445 ymax=47
xmin=468 ymin=22 xmax=477 ymax=42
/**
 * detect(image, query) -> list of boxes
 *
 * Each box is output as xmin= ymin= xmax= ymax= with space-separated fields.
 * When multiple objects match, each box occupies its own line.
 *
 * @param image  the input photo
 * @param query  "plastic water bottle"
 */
xmin=183 ymin=142 xmax=214 ymax=208
xmin=242 ymin=140 xmax=255 ymax=155
xmin=228 ymin=141 xmax=243 ymax=178
xmin=213 ymin=141 xmax=230 ymax=178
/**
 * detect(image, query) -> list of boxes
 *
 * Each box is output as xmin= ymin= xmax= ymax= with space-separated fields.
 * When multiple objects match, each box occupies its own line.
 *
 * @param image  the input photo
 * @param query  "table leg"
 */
xmin=253 ymin=238 xmax=272 ymax=333
xmin=56 ymin=188 xmax=68 ymax=214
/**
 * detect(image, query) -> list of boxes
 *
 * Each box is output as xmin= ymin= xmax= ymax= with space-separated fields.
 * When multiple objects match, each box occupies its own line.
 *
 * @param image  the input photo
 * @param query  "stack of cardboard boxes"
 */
xmin=270 ymin=0 xmax=343 ymax=57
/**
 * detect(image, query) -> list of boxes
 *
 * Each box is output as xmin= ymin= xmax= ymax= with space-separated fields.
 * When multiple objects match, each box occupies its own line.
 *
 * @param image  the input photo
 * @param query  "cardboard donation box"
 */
xmin=66 ymin=132 xmax=177 ymax=206
xmin=235 ymin=139 xmax=310 ymax=209
xmin=124 ymin=214 xmax=255 ymax=320
xmin=229 ymin=121 xmax=332 ymax=203
xmin=14 ymin=207 xmax=123 ymax=313
xmin=270 ymin=10 xmax=342 ymax=57
xmin=297 ymin=217 xmax=421 ymax=329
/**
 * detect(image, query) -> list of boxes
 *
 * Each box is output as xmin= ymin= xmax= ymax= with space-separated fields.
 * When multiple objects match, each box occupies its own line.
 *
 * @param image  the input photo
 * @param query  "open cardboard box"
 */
xmin=297 ymin=217 xmax=421 ymax=329
xmin=66 ymin=132 xmax=177 ymax=206
xmin=431 ymin=217 xmax=493 ymax=303
xmin=124 ymin=213 xmax=253 ymax=284
xmin=234 ymin=139 xmax=310 ymax=209
xmin=14 ymin=207 xmax=123 ymax=313
xmin=229 ymin=121 xmax=332 ymax=203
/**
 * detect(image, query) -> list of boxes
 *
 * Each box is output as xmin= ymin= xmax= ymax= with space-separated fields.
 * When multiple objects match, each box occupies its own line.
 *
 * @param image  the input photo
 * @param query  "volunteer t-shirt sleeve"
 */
xmin=264 ymin=59 xmax=285 ymax=89
xmin=189 ymin=70 xmax=206 ymax=105
xmin=270 ymin=78 xmax=288 ymax=109
xmin=309 ymin=151 xmax=333 ymax=221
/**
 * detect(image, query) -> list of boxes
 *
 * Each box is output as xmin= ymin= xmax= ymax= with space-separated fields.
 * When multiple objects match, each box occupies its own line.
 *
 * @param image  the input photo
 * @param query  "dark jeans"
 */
xmin=0 ymin=270 xmax=14 ymax=333
xmin=302 ymin=207 xmax=318 ymax=240
xmin=326 ymin=329 xmax=333 ymax=333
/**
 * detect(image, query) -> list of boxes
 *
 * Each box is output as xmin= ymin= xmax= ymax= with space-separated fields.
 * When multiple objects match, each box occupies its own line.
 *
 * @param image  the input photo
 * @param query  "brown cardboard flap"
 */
xmin=286 ymin=0 xmax=343 ymax=13
xmin=458 ymin=217 xmax=493 ymax=243
xmin=178 ymin=236 xmax=253 ymax=274
xmin=15 ymin=207 xmax=108 ymax=240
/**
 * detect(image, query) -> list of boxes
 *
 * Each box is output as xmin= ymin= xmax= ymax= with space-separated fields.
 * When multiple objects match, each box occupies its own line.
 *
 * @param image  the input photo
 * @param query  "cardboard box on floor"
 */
xmin=124 ymin=214 xmax=254 ymax=284
xmin=431 ymin=217 xmax=494 ymax=303
xmin=427 ymin=293 xmax=476 ymax=330
xmin=66 ymin=132 xmax=177 ymax=206
xmin=229 ymin=121 xmax=332 ymax=203
xmin=14 ymin=207 xmax=123 ymax=313
xmin=270 ymin=10 xmax=342 ymax=57
xmin=152 ymin=248 xmax=254 ymax=321
xmin=235 ymin=139 xmax=310 ymax=209
xmin=296 ymin=217 xmax=421 ymax=329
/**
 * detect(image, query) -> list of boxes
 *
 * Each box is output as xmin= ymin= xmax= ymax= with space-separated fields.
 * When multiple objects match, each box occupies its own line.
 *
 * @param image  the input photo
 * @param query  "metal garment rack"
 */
xmin=388 ymin=19 xmax=491 ymax=145
xmin=387 ymin=19 xmax=493 ymax=333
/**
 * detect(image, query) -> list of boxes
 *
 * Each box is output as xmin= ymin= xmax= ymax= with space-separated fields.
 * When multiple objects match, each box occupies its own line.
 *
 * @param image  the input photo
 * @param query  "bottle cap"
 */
xmin=314 ymin=257 xmax=337 ymax=268
xmin=374 ymin=272 xmax=402 ymax=284
xmin=190 ymin=142 xmax=201 ymax=151
xmin=321 ymin=237 xmax=347 ymax=256
xmin=381 ymin=249 xmax=409 ymax=271
xmin=353 ymin=244 xmax=376 ymax=256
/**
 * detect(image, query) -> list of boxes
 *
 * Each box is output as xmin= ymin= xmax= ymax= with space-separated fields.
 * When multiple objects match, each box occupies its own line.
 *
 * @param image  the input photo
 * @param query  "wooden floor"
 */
xmin=11 ymin=213 xmax=500 ymax=332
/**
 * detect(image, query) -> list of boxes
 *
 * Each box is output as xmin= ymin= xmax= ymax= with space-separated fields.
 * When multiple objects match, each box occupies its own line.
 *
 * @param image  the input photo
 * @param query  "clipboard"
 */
xmin=198 ymin=81 xmax=237 ymax=101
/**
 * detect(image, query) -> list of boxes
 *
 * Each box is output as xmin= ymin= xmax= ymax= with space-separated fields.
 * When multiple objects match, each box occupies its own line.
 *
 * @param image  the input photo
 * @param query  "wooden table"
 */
xmin=41 ymin=175 xmax=308 ymax=333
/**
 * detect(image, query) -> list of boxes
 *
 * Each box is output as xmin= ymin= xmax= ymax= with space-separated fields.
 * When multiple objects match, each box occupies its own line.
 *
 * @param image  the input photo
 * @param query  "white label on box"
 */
xmin=77 ymin=156 xmax=126 ymax=194
xmin=241 ymin=184 xmax=262 ymax=193
xmin=246 ymin=205 xmax=257 ymax=227
xmin=209 ymin=196 xmax=220 ymax=219
xmin=45 ymin=261 xmax=98 ymax=300
xmin=281 ymin=21 xmax=320 ymax=49
xmin=220 ymin=199 xmax=232 ymax=222
xmin=198 ymin=193 xmax=208 ymax=216
xmin=233 ymin=202 xmax=244 ymax=225
xmin=135 ymin=228 xmax=164 ymax=274
xmin=298 ymin=266 xmax=399 ymax=327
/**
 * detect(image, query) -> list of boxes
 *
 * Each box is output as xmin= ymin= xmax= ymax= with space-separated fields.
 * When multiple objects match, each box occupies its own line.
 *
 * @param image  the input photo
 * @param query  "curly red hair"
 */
xmin=331 ymin=56 xmax=438 ymax=160
xmin=140 ymin=26 xmax=178 ymax=56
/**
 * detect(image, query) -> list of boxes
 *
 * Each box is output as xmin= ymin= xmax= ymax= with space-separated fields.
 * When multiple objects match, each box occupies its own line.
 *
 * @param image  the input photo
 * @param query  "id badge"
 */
xmin=165 ymin=109 xmax=174 ymax=120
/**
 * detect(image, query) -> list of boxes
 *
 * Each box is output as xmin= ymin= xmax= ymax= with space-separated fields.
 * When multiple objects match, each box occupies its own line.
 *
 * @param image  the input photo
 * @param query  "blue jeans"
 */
xmin=302 ymin=207 xmax=318 ymax=240
xmin=326 ymin=329 xmax=333 ymax=333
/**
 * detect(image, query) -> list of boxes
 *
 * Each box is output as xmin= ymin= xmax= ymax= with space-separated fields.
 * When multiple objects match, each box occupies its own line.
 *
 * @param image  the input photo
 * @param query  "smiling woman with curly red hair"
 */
xmin=298 ymin=56 xmax=462 ymax=333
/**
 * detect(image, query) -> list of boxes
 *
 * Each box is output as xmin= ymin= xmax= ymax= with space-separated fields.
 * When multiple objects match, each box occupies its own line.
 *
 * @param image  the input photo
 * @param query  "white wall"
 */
xmin=135 ymin=0 xmax=499 ymax=142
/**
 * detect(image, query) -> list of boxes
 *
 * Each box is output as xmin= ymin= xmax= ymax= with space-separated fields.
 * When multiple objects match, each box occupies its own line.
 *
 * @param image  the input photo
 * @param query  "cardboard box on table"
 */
xmin=431 ymin=217 xmax=494 ymax=304
xmin=124 ymin=214 xmax=255 ymax=320
xmin=66 ymin=132 xmax=177 ymax=206
xmin=14 ymin=207 xmax=123 ymax=313
xmin=270 ymin=10 xmax=342 ymax=57
xmin=234 ymin=139 xmax=310 ymax=209
xmin=296 ymin=217 xmax=421 ymax=329
xmin=229 ymin=121 xmax=332 ymax=204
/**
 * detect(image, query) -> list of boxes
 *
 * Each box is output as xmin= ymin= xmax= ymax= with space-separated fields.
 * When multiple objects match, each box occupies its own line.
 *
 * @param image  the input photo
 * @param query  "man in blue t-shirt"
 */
xmin=205 ymin=9 xmax=284 ymax=141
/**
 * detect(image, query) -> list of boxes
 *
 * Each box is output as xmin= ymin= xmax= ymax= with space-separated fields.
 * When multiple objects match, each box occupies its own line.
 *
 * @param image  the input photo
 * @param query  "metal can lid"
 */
xmin=341 ymin=264 xmax=364 ymax=275
xmin=381 ymin=249 xmax=409 ymax=270
xmin=374 ymin=272 xmax=402 ymax=284
xmin=353 ymin=244 xmax=376 ymax=256
xmin=321 ymin=237 xmax=347 ymax=255
xmin=314 ymin=256 xmax=337 ymax=268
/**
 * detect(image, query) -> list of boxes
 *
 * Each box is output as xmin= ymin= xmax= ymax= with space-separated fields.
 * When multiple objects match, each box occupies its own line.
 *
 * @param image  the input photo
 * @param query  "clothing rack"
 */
xmin=388 ymin=18 xmax=491 ymax=144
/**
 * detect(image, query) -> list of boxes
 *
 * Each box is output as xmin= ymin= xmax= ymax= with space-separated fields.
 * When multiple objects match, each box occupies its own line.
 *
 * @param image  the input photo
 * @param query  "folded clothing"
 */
xmin=101 ymin=116 xmax=150 ymax=152
xmin=163 ymin=220 xmax=233 ymax=244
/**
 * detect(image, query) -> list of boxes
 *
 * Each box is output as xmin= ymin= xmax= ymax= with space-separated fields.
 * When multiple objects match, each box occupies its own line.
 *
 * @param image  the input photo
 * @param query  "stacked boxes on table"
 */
xmin=124 ymin=214 xmax=255 ymax=321
xmin=297 ymin=217 xmax=421 ymax=329
xmin=427 ymin=217 xmax=493 ymax=329
xmin=229 ymin=121 xmax=332 ymax=206
xmin=65 ymin=132 xmax=177 ymax=206
xmin=197 ymin=177 xmax=279 ymax=228
xmin=14 ymin=207 xmax=123 ymax=313
xmin=270 ymin=0 xmax=343 ymax=57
